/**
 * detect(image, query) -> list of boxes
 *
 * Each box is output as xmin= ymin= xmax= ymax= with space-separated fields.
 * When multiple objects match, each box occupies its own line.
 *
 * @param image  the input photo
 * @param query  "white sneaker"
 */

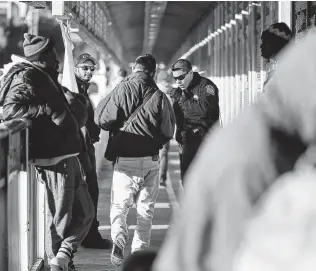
xmin=50 ymin=257 xmax=69 ymax=271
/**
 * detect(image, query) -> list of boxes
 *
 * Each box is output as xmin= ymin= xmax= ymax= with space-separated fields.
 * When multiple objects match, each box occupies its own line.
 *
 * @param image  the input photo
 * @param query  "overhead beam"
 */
xmin=62 ymin=2 xmax=126 ymax=69
xmin=97 ymin=2 xmax=128 ymax=69
xmin=22 ymin=1 xmax=127 ymax=69
xmin=142 ymin=1 xmax=167 ymax=55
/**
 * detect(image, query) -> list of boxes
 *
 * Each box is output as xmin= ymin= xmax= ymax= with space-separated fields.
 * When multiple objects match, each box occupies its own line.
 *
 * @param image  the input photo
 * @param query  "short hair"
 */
xmin=171 ymin=59 xmax=192 ymax=72
xmin=122 ymin=250 xmax=157 ymax=271
xmin=134 ymin=54 xmax=156 ymax=74
xmin=118 ymin=69 xmax=127 ymax=78
xmin=261 ymin=22 xmax=293 ymax=57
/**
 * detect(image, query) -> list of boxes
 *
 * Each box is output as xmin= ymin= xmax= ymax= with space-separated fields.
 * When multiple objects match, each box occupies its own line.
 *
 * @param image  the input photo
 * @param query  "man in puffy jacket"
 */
xmin=95 ymin=54 xmax=175 ymax=266
xmin=171 ymin=59 xmax=220 ymax=183
xmin=74 ymin=53 xmax=112 ymax=249
xmin=0 ymin=34 xmax=94 ymax=271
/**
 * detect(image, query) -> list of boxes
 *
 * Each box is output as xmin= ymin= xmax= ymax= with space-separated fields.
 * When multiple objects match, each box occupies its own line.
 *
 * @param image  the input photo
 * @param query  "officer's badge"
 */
xmin=205 ymin=85 xmax=215 ymax=95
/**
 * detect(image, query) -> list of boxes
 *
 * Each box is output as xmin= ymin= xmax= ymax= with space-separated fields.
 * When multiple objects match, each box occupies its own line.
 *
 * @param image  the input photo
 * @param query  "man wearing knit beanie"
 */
xmin=0 ymin=33 xmax=94 ymax=271
xmin=261 ymin=22 xmax=293 ymax=86
xmin=23 ymin=33 xmax=56 ymax=61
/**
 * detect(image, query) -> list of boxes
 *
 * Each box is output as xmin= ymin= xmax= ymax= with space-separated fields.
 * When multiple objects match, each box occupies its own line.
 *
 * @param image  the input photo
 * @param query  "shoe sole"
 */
xmin=111 ymin=245 xmax=124 ymax=266
xmin=111 ymin=254 xmax=124 ymax=266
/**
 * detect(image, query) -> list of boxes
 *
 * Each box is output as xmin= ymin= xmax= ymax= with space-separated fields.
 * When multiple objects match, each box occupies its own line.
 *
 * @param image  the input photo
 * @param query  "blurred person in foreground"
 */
xmin=0 ymin=34 xmax=94 ymax=271
xmin=156 ymin=70 xmax=173 ymax=187
xmin=170 ymin=59 xmax=220 ymax=185
xmin=95 ymin=54 xmax=175 ymax=266
xmin=261 ymin=22 xmax=293 ymax=86
xmin=75 ymin=53 xmax=112 ymax=249
xmin=234 ymin=167 xmax=316 ymax=271
xmin=153 ymin=27 xmax=316 ymax=271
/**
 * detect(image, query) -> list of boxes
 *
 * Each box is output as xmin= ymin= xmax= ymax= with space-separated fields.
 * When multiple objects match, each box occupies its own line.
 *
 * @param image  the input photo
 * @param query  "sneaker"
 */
xmin=50 ymin=257 xmax=69 ymax=271
xmin=111 ymin=235 xmax=125 ymax=266
xmin=81 ymin=231 xmax=112 ymax=249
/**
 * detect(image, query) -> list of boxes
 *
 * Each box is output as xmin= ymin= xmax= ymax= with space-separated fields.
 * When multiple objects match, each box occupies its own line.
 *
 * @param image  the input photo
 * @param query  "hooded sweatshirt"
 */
xmin=153 ymin=28 xmax=316 ymax=271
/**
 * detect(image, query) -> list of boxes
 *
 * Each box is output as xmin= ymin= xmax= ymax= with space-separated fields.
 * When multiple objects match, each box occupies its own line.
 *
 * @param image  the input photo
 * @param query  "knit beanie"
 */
xmin=23 ymin=33 xmax=55 ymax=61
xmin=263 ymin=22 xmax=293 ymax=42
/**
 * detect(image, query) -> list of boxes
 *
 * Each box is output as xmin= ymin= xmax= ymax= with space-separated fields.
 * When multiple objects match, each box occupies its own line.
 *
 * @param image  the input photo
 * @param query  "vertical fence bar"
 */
xmin=260 ymin=1 xmax=267 ymax=92
xmin=249 ymin=4 xmax=257 ymax=105
xmin=0 ymin=131 xmax=8 ymax=271
xmin=229 ymin=3 xmax=235 ymax=121
xmin=235 ymin=2 xmax=242 ymax=117
xmin=223 ymin=2 xmax=229 ymax=125
xmin=241 ymin=4 xmax=247 ymax=110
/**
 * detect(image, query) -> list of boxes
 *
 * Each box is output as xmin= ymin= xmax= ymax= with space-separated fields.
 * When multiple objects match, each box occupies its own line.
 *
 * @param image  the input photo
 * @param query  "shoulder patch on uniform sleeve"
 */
xmin=205 ymin=85 xmax=215 ymax=95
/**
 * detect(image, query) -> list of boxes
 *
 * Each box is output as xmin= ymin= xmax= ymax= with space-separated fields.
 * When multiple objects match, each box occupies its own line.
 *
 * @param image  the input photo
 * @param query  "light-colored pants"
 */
xmin=110 ymin=156 xmax=160 ymax=252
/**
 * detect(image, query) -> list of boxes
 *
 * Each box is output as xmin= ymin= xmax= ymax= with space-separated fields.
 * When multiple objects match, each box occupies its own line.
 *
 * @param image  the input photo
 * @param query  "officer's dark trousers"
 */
xmin=78 ymin=144 xmax=100 ymax=236
xmin=181 ymin=137 xmax=203 ymax=186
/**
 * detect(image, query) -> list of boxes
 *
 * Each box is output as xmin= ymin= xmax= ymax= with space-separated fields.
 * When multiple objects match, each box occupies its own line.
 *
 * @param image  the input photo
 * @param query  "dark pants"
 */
xmin=36 ymin=157 xmax=94 ymax=262
xmin=159 ymin=142 xmax=170 ymax=183
xmin=78 ymin=143 xmax=100 ymax=236
xmin=181 ymin=137 xmax=203 ymax=185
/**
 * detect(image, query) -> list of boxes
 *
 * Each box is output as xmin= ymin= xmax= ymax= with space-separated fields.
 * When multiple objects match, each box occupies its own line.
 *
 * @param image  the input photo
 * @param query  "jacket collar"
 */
xmin=187 ymin=72 xmax=201 ymax=91
xmin=127 ymin=71 xmax=156 ymax=85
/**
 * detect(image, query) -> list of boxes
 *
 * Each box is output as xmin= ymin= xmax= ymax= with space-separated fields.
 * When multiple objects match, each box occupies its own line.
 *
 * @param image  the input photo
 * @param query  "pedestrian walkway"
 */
xmin=73 ymin=140 xmax=181 ymax=270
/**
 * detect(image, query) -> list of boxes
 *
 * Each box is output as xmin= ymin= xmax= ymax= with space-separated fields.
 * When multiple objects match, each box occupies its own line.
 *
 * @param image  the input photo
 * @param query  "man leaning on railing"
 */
xmin=0 ymin=33 xmax=94 ymax=271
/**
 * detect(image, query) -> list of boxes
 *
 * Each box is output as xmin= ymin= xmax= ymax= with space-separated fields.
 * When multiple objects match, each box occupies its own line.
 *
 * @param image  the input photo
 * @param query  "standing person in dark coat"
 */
xmin=74 ymin=53 xmax=112 ymax=249
xmin=95 ymin=54 xmax=175 ymax=267
xmin=0 ymin=34 xmax=94 ymax=271
xmin=171 ymin=59 xmax=220 ymax=184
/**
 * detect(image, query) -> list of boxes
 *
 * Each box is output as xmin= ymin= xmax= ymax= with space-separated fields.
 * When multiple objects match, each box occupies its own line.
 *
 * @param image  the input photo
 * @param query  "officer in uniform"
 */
xmin=171 ymin=59 xmax=220 ymax=184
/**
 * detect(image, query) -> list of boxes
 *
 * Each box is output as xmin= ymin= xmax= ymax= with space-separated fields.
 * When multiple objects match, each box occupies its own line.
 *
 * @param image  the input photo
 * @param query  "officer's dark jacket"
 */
xmin=75 ymin=75 xmax=101 ymax=143
xmin=171 ymin=72 xmax=220 ymax=143
xmin=0 ymin=62 xmax=88 ymax=160
xmin=95 ymin=71 xmax=175 ymax=157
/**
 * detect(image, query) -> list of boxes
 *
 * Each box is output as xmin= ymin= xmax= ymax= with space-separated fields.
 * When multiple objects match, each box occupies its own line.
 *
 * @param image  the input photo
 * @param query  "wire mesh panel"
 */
xmin=293 ymin=2 xmax=308 ymax=40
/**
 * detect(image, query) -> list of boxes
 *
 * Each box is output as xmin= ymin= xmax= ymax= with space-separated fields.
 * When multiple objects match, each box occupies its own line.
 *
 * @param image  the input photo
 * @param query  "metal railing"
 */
xmin=0 ymin=119 xmax=45 ymax=271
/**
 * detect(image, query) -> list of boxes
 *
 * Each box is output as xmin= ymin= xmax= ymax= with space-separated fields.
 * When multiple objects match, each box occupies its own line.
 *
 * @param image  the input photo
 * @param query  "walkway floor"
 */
xmin=73 ymin=140 xmax=181 ymax=271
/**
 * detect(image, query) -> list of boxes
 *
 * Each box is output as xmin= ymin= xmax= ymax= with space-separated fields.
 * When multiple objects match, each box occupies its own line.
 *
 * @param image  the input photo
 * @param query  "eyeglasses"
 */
xmin=78 ymin=66 xmax=95 ymax=72
xmin=173 ymin=70 xmax=190 ymax=81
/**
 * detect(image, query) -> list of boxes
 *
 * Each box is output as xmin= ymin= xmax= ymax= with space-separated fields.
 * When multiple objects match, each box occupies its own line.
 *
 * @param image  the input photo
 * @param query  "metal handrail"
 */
xmin=0 ymin=118 xmax=45 ymax=271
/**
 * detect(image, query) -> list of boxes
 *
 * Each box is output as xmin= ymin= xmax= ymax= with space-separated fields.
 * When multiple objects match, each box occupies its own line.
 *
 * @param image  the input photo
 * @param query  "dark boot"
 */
xmin=81 ymin=229 xmax=112 ymax=249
